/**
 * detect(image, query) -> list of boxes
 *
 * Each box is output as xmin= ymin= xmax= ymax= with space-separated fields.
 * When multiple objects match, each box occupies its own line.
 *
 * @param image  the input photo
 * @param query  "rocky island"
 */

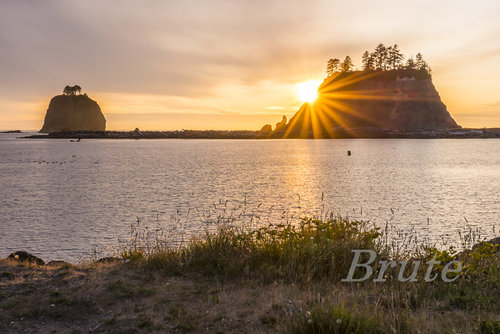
xmin=40 ymin=85 xmax=106 ymax=133
xmin=269 ymin=45 xmax=461 ymax=138
xmin=272 ymin=70 xmax=459 ymax=138
xmin=27 ymin=46 xmax=500 ymax=139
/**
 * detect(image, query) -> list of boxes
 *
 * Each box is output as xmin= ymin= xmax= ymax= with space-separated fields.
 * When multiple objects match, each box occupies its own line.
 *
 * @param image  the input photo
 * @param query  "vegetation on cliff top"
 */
xmin=62 ymin=84 xmax=82 ymax=96
xmin=326 ymin=43 xmax=431 ymax=76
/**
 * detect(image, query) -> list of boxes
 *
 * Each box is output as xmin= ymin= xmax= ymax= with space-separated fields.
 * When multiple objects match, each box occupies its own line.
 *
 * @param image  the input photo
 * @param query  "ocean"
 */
xmin=1 ymin=133 xmax=498 ymax=261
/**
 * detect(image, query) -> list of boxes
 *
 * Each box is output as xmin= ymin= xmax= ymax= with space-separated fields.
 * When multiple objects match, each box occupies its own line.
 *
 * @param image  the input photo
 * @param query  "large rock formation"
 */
xmin=40 ymin=94 xmax=106 ymax=133
xmin=273 ymin=70 xmax=460 ymax=138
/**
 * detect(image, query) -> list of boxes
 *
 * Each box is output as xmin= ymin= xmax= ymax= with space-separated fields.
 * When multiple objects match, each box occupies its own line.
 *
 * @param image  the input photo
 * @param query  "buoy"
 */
xmin=347 ymin=150 xmax=351 ymax=156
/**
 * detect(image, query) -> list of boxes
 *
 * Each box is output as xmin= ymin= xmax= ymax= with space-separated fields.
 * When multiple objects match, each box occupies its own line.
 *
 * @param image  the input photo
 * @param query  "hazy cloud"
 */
xmin=1 ymin=0 xmax=500 ymax=129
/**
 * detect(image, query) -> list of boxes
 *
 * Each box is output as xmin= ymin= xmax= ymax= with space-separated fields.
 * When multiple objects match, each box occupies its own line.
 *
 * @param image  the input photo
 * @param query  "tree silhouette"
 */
xmin=405 ymin=56 xmax=416 ymax=70
xmin=325 ymin=44 xmax=431 ymax=76
xmin=62 ymin=85 xmax=83 ymax=96
xmin=340 ymin=56 xmax=354 ymax=72
xmin=326 ymin=58 xmax=340 ymax=76
xmin=373 ymin=43 xmax=388 ymax=70
xmin=415 ymin=53 xmax=431 ymax=72
xmin=387 ymin=44 xmax=404 ymax=70
xmin=361 ymin=51 xmax=375 ymax=70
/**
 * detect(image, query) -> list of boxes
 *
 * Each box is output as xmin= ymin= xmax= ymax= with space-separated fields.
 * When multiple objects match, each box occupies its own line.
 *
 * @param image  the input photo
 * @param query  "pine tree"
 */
xmin=405 ymin=56 xmax=416 ymax=70
xmin=373 ymin=43 xmax=387 ymax=70
xmin=361 ymin=51 xmax=375 ymax=70
xmin=340 ymin=56 xmax=354 ymax=72
xmin=415 ymin=53 xmax=431 ymax=73
xmin=326 ymin=58 xmax=340 ymax=76
xmin=387 ymin=44 xmax=404 ymax=70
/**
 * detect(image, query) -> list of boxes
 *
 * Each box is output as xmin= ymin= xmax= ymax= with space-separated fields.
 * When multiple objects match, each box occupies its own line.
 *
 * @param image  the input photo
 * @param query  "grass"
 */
xmin=0 ymin=215 xmax=498 ymax=333
xmin=138 ymin=217 xmax=382 ymax=282
xmin=288 ymin=304 xmax=386 ymax=334
xmin=125 ymin=215 xmax=499 ymax=332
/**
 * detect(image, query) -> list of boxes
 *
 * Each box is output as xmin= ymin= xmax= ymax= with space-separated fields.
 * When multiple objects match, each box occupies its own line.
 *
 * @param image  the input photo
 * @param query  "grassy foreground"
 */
xmin=1 ymin=217 xmax=499 ymax=333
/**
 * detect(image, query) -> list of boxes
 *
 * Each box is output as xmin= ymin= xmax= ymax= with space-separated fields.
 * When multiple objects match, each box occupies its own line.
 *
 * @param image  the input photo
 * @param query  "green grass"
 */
xmin=140 ymin=217 xmax=382 ymax=282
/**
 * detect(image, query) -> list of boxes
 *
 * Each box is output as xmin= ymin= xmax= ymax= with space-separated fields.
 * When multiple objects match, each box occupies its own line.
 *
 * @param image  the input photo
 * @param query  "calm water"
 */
xmin=0 ymin=133 xmax=499 ymax=261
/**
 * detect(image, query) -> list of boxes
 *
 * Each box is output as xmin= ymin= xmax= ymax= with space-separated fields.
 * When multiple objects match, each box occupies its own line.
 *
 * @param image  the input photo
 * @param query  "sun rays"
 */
xmin=283 ymin=71 xmax=425 ymax=138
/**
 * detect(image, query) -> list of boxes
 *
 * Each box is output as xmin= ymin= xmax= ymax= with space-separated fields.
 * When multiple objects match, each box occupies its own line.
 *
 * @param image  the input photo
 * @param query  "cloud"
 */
xmin=1 ymin=0 xmax=500 ymax=128
xmin=265 ymin=106 xmax=299 ymax=111
xmin=484 ymin=101 xmax=500 ymax=107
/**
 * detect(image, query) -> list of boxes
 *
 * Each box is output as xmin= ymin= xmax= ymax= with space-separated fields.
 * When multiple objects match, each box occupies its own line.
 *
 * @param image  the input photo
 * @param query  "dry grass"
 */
xmin=1 ymin=259 xmax=497 ymax=333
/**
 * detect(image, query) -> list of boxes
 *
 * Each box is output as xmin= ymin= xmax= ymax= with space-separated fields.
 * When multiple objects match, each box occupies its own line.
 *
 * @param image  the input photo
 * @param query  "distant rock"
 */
xmin=271 ymin=69 xmax=460 ymax=138
xmin=275 ymin=116 xmax=287 ymax=132
xmin=8 ymin=251 xmax=45 ymax=265
xmin=40 ymin=93 xmax=106 ymax=133
xmin=259 ymin=124 xmax=272 ymax=133
xmin=0 ymin=130 xmax=21 ymax=133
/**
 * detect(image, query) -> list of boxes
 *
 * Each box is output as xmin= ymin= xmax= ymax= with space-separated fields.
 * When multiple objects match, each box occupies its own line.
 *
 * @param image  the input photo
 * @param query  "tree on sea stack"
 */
xmin=373 ymin=43 xmax=388 ymax=70
xmin=328 ymin=44 xmax=432 ymax=75
xmin=361 ymin=51 xmax=375 ymax=71
xmin=340 ymin=56 xmax=354 ymax=72
xmin=415 ymin=53 xmax=431 ymax=72
xmin=326 ymin=58 xmax=341 ymax=76
xmin=386 ymin=44 xmax=404 ymax=70
xmin=405 ymin=56 xmax=416 ymax=70
xmin=63 ymin=85 xmax=82 ymax=96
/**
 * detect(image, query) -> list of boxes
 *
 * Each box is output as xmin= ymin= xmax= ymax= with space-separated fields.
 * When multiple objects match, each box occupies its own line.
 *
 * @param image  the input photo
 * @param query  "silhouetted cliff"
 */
xmin=274 ymin=70 xmax=460 ymax=138
xmin=40 ymin=94 xmax=106 ymax=133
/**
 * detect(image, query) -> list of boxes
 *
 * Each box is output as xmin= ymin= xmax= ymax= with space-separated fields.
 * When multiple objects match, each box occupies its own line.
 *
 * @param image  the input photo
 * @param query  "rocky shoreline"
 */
xmin=24 ymin=127 xmax=500 ymax=140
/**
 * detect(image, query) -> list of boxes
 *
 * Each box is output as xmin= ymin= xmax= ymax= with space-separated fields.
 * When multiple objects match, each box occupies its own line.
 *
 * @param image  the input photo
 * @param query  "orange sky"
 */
xmin=1 ymin=1 xmax=499 ymax=131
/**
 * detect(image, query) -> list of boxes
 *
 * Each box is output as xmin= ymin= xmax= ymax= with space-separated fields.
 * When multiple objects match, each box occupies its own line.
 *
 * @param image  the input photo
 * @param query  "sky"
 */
xmin=1 ymin=0 xmax=500 ymax=131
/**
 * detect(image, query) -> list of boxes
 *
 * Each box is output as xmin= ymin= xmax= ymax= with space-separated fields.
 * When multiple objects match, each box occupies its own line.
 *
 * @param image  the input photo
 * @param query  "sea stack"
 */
xmin=40 ymin=86 xmax=106 ymax=133
xmin=272 ymin=69 xmax=460 ymax=138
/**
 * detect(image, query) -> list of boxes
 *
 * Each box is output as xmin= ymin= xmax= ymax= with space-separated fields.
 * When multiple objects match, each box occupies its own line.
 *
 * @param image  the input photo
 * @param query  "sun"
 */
xmin=296 ymin=80 xmax=321 ymax=103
